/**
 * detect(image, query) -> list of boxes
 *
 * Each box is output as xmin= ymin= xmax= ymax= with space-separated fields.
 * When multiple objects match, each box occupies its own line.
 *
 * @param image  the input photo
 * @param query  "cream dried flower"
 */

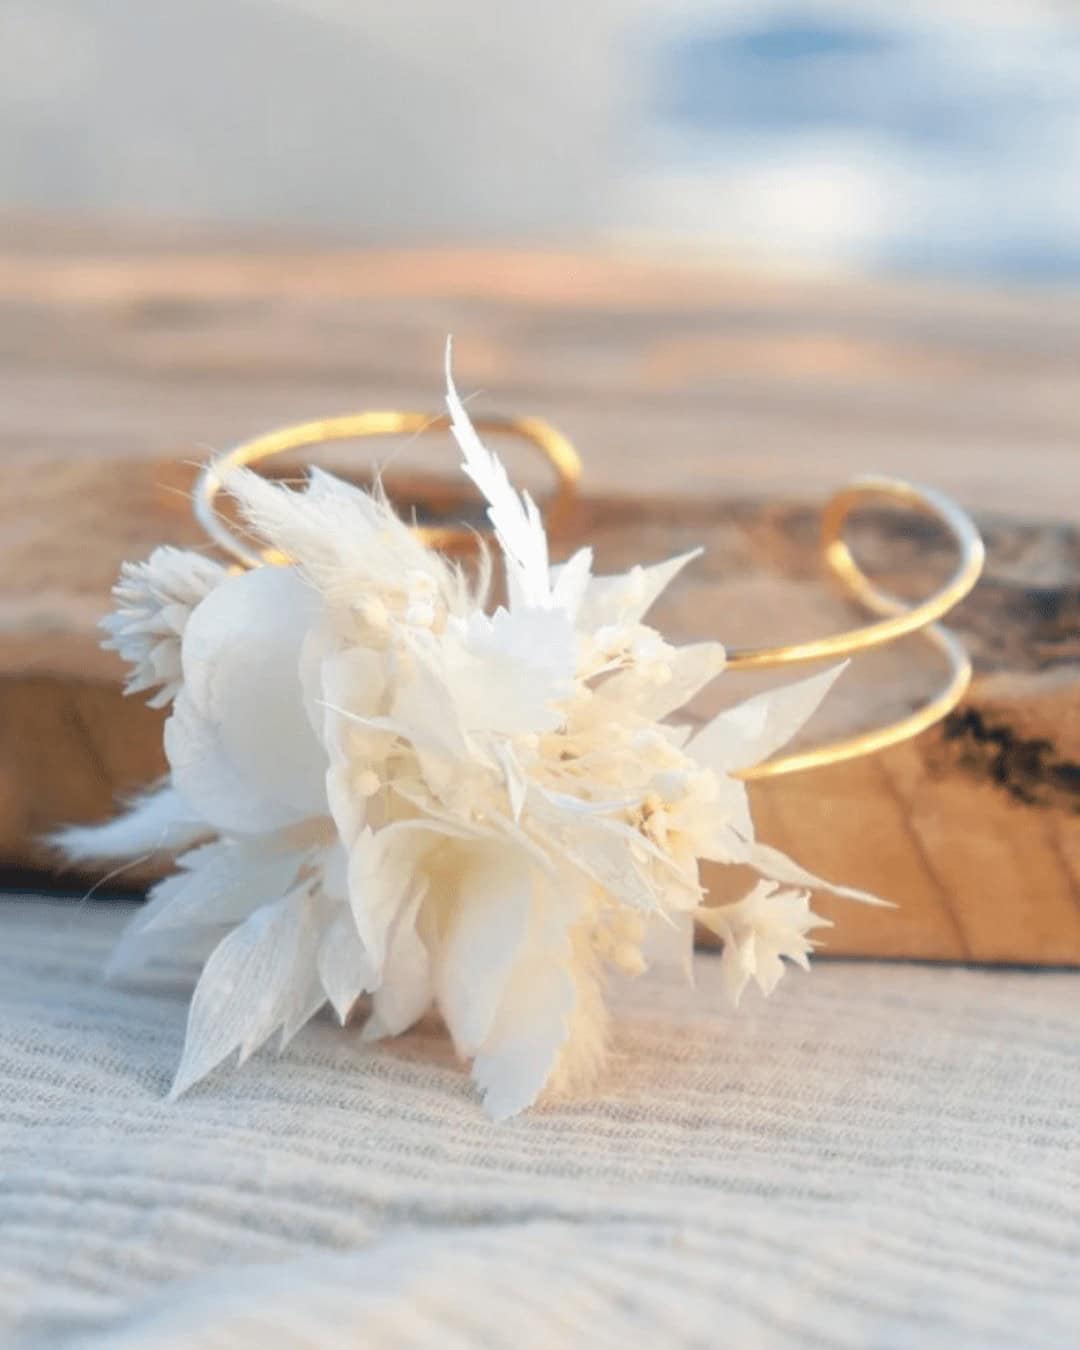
xmin=61 ymin=349 xmax=883 ymax=1119
xmin=100 ymin=546 xmax=228 ymax=707
xmin=696 ymin=880 xmax=833 ymax=1008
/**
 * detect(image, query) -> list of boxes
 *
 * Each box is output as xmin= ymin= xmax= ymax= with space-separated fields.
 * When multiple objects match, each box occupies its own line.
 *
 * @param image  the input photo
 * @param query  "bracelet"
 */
xmin=56 ymin=345 xmax=984 ymax=1119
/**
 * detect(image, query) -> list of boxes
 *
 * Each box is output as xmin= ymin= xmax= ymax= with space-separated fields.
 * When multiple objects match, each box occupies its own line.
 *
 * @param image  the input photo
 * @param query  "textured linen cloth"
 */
xmin=1 ymin=895 xmax=1077 ymax=1350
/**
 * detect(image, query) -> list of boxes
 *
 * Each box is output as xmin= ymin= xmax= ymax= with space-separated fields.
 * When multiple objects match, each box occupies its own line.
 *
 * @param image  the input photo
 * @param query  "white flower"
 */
xmin=101 ymin=546 xmax=228 ymax=707
xmin=87 ymin=557 xmax=374 ymax=1093
xmin=63 ymin=346 xmax=884 ymax=1119
xmin=696 ymin=881 xmax=833 ymax=1008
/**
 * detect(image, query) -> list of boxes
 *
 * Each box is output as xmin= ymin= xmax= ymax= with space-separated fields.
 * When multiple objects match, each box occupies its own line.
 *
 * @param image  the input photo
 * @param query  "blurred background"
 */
xmin=2 ymin=0 xmax=1080 ymax=280
xmin=0 ymin=0 xmax=1077 ymax=953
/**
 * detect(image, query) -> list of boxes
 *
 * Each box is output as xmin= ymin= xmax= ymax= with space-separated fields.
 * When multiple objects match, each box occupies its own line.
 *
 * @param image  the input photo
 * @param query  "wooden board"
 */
xmin=1 ymin=217 xmax=1077 ymax=963
xmin=4 ymin=451 xmax=1077 ymax=963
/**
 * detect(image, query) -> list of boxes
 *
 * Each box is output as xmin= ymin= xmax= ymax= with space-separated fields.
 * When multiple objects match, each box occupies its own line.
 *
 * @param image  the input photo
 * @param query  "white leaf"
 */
xmin=575 ymin=550 xmax=701 ymax=632
xmin=107 ymin=840 xmax=338 ymax=999
xmin=529 ymin=801 xmax=659 ymax=911
xmin=437 ymin=845 xmax=533 ymax=1057
xmin=598 ymin=641 xmax=725 ymax=721
xmin=105 ymin=871 xmax=204 ymax=982
xmin=748 ymin=840 xmax=891 ymax=908
xmin=106 ymin=925 xmax=228 ymax=989
xmin=347 ymin=821 xmax=452 ymax=973
xmin=137 ymin=839 xmax=304 ymax=934
xmin=383 ymin=781 xmax=492 ymax=844
xmin=493 ymin=742 xmax=528 ymax=822
xmin=346 ymin=828 xmax=404 ymax=973
xmin=279 ymin=968 xmax=328 ymax=1049
xmin=168 ymin=891 xmax=312 ymax=1098
xmin=470 ymin=923 xmax=577 ymax=1121
xmin=536 ymin=787 xmax=639 ymax=817
xmin=260 ymin=893 xmax=325 ymax=1056
xmin=445 ymin=339 xmax=551 ymax=611
xmin=317 ymin=912 xmax=376 ymax=1024
xmin=565 ymin=808 xmax=699 ymax=900
xmin=362 ymin=885 xmax=431 ymax=1041
xmin=701 ymin=776 xmax=755 ymax=854
xmin=549 ymin=547 xmax=593 ymax=620
xmin=689 ymin=662 xmax=848 ymax=775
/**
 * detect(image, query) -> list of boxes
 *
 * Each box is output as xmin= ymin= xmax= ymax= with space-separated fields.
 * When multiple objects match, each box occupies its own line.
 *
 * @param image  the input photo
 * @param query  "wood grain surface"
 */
xmin=1 ymin=217 xmax=1077 ymax=962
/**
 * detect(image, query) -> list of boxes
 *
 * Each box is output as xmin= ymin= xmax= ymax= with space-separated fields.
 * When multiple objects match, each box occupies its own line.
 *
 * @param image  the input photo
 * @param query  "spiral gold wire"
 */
xmin=195 ymin=421 xmax=983 ymax=780
xmin=734 ymin=477 xmax=985 ymax=780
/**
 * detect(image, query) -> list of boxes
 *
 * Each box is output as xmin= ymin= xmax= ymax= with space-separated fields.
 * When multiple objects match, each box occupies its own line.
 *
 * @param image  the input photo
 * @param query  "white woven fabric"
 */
xmin=1 ymin=895 xmax=1077 ymax=1349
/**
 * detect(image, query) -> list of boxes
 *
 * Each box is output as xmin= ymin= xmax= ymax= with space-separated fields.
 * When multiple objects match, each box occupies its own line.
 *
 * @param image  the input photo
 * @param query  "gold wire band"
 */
xmin=193 ymin=419 xmax=983 ymax=782
xmin=193 ymin=410 xmax=582 ymax=569
xmin=734 ymin=477 xmax=985 ymax=781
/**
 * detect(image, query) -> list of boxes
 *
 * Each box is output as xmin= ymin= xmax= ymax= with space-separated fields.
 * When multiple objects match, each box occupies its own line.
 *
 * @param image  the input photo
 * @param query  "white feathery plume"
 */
xmin=444 ymin=338 xmax=552 ymax=611
xmin=50 ymin=784 xmax=210 ymax=863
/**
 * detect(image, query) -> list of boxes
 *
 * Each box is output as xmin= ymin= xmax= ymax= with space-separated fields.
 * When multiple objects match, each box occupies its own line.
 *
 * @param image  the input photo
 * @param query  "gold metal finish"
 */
xmin=194 ymin=410 xmax=582 ymax=569
xmin=194 ymin=417 xmax=983 ymax=782
xmin=735 ymin=476 xmax=985 ymax=780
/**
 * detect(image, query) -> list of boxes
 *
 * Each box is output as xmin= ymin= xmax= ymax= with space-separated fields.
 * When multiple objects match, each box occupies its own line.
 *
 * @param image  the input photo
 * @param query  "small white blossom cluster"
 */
xmin=100 ymin=547 xmax=228 ymax=707
xmin=60 ymin=356 xmax=880 ymax=1118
